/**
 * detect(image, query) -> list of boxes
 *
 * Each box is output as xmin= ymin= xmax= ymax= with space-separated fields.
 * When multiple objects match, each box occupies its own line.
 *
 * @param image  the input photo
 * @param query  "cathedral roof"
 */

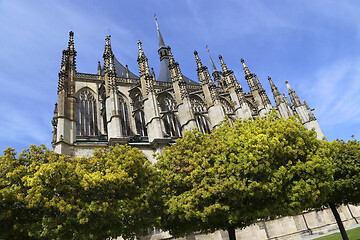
xmin=101 ymin=56 xmax=139 ymax=79
xmin=156 ymin=55 xmax=198 ymax=85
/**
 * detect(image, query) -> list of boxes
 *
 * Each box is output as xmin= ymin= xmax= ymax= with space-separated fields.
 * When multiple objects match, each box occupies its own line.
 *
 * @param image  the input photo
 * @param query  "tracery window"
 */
xmin=159 ymin=96 xmax=176 ymax=112
xmin=158 ymin=94 xmax=181 ymax=138
xmin=195 ymin=114 xmax=211 ymax=134
xmin=131 ymin=90 xmax=147 ymax=136
xmin=135 ymin=110 xmax=147 ymax=137
xmin=118 ymin=95 xmax=131 ymax=136
xmin=77 ymin=89 xmax=99 ymax=136
xmin=190 ymin=97 xmax=206 ymax=113
xmin=163 ymin=113 xmax=182 ymax=137
xmin=190 ymin=96 xmax=211 ymax=134
xmin=220 ymin=98 xmax=234 ymax=115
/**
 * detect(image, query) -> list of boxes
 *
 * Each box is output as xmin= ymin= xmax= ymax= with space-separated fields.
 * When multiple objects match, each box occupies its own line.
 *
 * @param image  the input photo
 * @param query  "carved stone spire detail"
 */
xmin=285 ymin=80 xmax=301 ymax=107
xmin=268 ymin=76 xmax=284 ymax=106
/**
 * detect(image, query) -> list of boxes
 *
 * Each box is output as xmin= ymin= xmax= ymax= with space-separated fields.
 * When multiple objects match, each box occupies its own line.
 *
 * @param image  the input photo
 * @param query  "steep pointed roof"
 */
xmin=154 ymin=16 xmax=198 ymax=85
xmin=101 ymin=56 xmax=139 ymax=79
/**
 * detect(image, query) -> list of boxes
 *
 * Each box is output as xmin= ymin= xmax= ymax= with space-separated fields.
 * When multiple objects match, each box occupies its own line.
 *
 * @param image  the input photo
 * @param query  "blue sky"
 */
xmin=0 ymin=0 xmax=360 ymax=153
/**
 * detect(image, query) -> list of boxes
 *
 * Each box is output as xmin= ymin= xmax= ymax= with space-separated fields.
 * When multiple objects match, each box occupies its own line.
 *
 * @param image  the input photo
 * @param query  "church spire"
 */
xmin=285 ymin=80 xmax=301 ymax=107
xmin=268 ymin=76 xmax=284 ymax=106
xmin=154 ymin=14 xmax=166 ymax=49
xmin=206 ymin=46 xmax=222 ymax=87
xmin=206 ymin=46 xmax=218 ymax=73
xmin=154 ymin=15 xmax=172 ymax=82
xmin=241 ymin=58 xmax=257 ymax=92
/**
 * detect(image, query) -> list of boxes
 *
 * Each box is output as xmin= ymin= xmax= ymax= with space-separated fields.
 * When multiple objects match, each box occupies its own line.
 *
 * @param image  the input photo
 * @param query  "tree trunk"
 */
xmin=329 ymin=203 xmax=349 ymax=240
xmin=227 ymin=226 xmax=236 ymax=240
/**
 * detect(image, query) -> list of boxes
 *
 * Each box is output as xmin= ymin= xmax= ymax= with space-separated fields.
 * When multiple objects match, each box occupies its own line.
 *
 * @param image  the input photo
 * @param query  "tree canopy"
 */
xmin=327 ymin=139 xmax=360 ymax=206
xmin=323 ymin=139 xmax=360 ymax=240
xmin=156 ymin=112 xmax=334 ymax=239
xmin=0 ymin=144 xmax=158 ymax=240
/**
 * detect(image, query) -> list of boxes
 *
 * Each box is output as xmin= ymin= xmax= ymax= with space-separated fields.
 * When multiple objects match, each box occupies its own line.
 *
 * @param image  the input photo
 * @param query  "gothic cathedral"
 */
xmin=52 ymin=19 xmax=324 ymax=160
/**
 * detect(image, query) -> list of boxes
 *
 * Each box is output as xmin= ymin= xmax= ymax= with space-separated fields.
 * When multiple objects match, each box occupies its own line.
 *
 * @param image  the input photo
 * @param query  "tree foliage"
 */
xmin=328 ymin=139 xmax=360 ymax=206
xmin=0 ymin=144 xmax=157 ymax=240
xmin=324 ymin=139 xmax=360 ymax=240
xmin=156 ymin=112 xmax=333 ymax=239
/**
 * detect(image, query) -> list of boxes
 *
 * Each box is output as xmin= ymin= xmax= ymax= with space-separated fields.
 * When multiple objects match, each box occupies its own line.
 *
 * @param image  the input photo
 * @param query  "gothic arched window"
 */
xmin=195 ymin=114 xmax=211 ymax=134
xmin=135 ymin=110 xmax=147 ymax=137
xmin=77 ymin=89 xmax=99 ymax=136
xmin=163 ymin=113 xmax=182 ymax=138
xmin=118 ymin=95 xmax=131 ymax=136
xmin=220 ymin=98 xmax=234 ymax=115
xmin=190 ymin=96 xmax=210 ymax=134
xmin=190 ymin=97 xmax=206 ymax=113
xmin=131 ymin=90 xmax=148 ymax=136
xmin=159 ymin=96 xmax=176 ymax=112
xmin=158 ymin=94 xmax=181 ymax=138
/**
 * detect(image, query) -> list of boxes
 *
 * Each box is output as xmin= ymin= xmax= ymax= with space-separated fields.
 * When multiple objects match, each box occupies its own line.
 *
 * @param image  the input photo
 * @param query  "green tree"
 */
xmin=156 ymin=113 xmax=333 ymax=240
xmin=0 ymin=144 xmax=158 ymax=240
xmin=324 ymin=139 xmax=360 ymax=240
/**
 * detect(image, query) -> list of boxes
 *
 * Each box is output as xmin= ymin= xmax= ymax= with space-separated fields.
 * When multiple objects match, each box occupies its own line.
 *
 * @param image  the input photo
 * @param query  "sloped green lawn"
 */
xmin=315 ymin=226 xmax=360 ymax=240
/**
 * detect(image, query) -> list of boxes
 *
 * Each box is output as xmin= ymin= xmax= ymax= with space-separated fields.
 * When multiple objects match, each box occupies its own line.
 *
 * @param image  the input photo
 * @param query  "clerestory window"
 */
xmin=77 ymin=89 xmax=99 ymax=136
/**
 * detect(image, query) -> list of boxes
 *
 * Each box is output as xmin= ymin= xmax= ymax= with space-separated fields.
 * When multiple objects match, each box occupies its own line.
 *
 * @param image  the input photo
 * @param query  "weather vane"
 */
xmin=154 ymin=13 xmax=157 ymax=21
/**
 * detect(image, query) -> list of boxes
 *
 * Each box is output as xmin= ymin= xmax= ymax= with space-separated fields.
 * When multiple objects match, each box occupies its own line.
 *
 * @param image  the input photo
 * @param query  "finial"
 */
xmin=194 ymin=50 xmax=203 ymax=68
xmin=125 ymin=64 xmax=130 ymax=78
xmin=154 ymin=14 xmax=166 ymax=48
xmin=97 ymin=61 xmax=101 ymax=75
xmin=68 ymin=31 xmax=75 ymax=50
xmin=241 ymin=58 xmax=251 ymax=75
xmin=137 ymin=40 xmax=144 ymax=57
xmin=105 ymin=35 xmax=111 ymax=47
xmin=151 ymin=67 xmax=156 ymax=79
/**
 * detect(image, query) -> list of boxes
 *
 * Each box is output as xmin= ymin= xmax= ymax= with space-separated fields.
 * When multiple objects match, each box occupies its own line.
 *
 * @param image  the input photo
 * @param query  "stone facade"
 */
xmin=50 ymin=19 xmax=351 ymax=240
